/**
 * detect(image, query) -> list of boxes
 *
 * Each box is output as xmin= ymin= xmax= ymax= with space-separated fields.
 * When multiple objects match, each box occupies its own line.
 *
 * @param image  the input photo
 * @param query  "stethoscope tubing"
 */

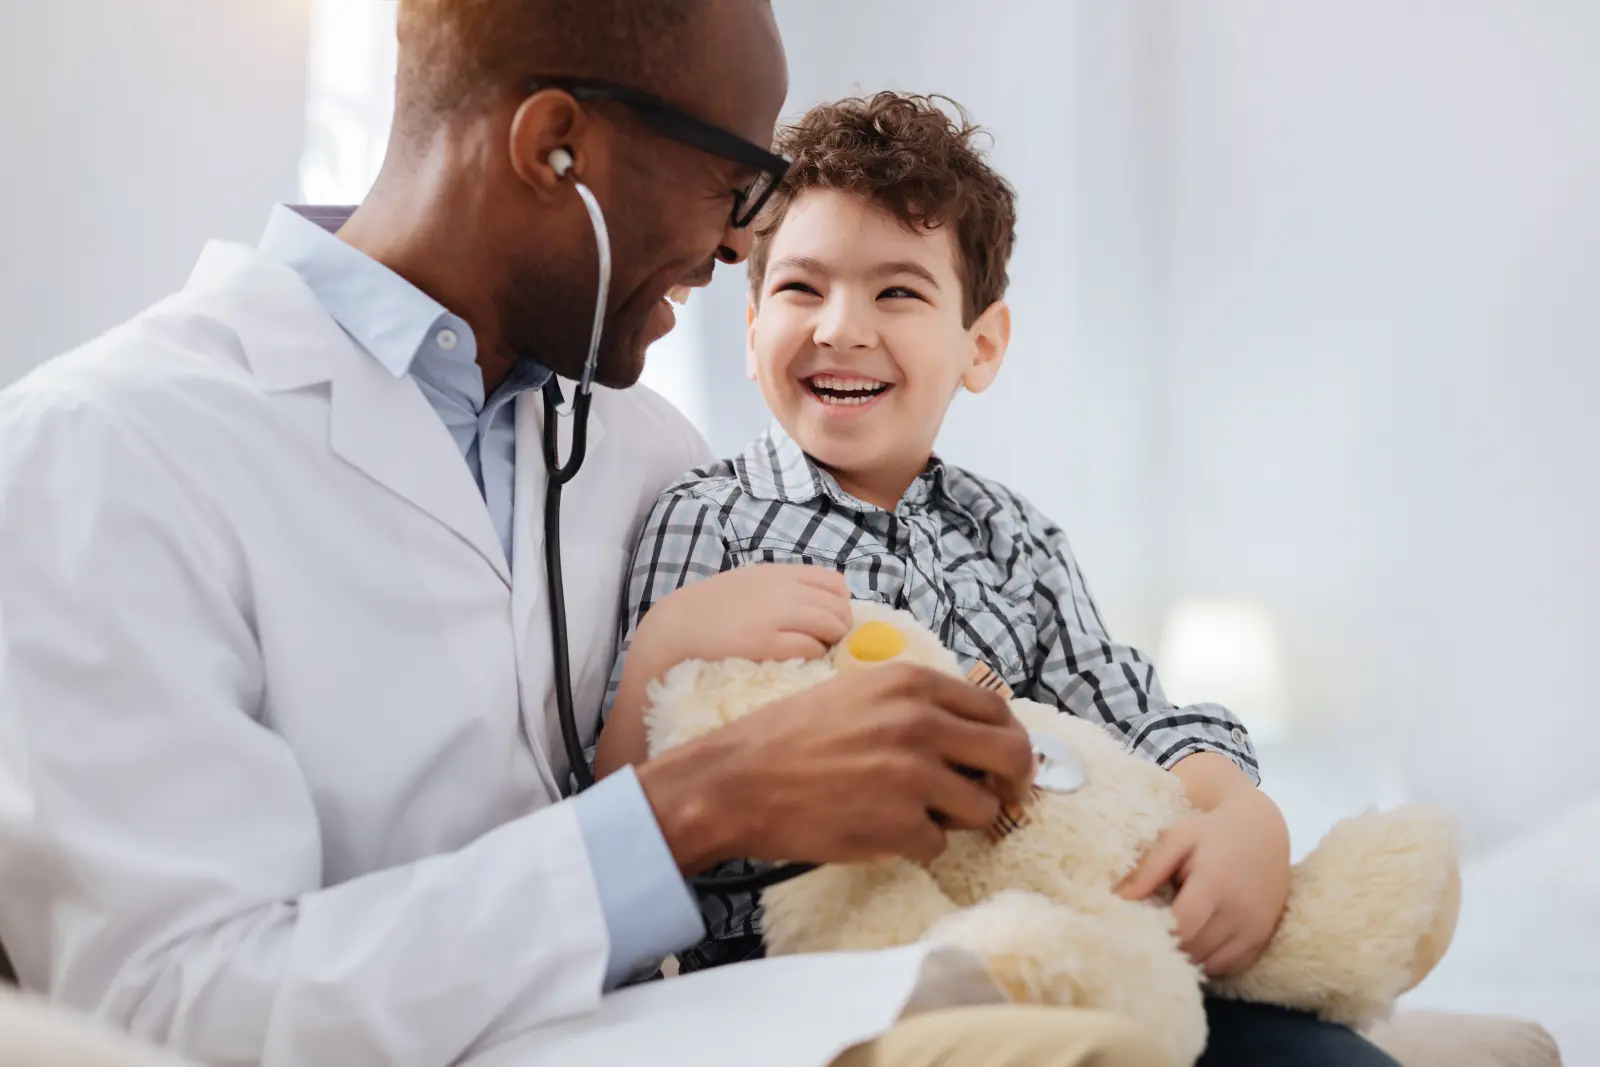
xmin=542 ymin=171 xmax=816 ymax=896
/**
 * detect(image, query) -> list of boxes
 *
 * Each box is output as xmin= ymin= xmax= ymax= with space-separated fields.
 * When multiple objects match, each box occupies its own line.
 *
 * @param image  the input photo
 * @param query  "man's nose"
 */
xmin=716 ymin=220 xmax=755 ymax=264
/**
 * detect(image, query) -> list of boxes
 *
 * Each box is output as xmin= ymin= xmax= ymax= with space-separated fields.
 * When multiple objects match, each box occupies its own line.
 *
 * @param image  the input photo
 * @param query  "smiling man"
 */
xmin=0 ymin=4 xmax=1168 ymax=1067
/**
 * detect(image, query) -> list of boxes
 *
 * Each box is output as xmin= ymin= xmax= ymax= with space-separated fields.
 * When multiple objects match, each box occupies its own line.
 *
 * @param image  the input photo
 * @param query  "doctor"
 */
xmin=0 ymin=2 xmax=1164 ymax=1066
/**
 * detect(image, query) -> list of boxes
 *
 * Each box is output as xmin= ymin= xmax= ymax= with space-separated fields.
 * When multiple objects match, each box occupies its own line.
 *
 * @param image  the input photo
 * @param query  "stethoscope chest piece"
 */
xmin=1028 ymin=731 xmax=1086 ymax=794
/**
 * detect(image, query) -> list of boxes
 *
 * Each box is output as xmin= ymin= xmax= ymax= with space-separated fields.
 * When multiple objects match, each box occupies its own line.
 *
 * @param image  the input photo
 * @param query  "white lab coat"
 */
xmin=0 ymin=238 xmax=715 ymax=1065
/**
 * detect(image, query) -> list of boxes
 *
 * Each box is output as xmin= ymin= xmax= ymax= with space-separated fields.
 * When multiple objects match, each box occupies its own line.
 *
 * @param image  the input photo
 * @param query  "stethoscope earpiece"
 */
xmin=548 ymin=146 xmax=575 ymax=179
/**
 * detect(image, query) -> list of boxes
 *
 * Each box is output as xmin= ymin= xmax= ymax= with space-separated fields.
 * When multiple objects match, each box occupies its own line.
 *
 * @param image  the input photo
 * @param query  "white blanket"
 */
xmin=464 ymin=944 xmax=1007 ymax=1067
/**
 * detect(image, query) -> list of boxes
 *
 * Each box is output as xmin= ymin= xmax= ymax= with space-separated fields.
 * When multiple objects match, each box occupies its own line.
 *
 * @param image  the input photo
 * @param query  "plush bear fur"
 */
xmin=644 ymin=601 xmax=1463 ymax=1067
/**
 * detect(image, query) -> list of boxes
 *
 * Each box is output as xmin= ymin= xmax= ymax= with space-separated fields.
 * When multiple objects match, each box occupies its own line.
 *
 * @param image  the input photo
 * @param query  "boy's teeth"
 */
xmin=666 ymin=285 xmax=692 ymax=305
xmin=810 ymin=375 xmax=886 ymax=393
xmin=809 ymin=375 xmax=890 ymax=406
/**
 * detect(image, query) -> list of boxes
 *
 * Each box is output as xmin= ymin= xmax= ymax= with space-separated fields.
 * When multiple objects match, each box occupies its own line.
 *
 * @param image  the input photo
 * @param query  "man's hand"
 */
xmin=1115 ymin=782 xmax=1291 ymax=977
xmin=637 ymin=663 xmax=1037 ymax=876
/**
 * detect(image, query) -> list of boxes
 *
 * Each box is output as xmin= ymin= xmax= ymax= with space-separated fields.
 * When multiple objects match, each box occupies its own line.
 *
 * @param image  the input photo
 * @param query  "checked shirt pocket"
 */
xmin=942 ymin=574 xmax=1038 ymax=688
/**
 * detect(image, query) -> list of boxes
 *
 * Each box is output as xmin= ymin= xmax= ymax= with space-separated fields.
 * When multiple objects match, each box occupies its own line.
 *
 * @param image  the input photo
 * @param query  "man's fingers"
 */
xmin=927 ymin=716 xmax=1035 ymax=805
xmin=907 ymin=668 xmax=1016 ymax=726
xmin=1116 ymin=826 xmax=1196 ymax=902
xmin=917 ymin=764 xmax=1004 ymax=832
xmin=884 ymin=812 xmax=948 ymax=866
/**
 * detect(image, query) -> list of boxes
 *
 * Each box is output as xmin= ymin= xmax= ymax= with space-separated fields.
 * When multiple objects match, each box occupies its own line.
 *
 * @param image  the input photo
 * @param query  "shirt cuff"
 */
xmin=1128 ymin=703 xmax=1261 ymax=785
xmin=571 ymin=766 xmax=706 ymax=988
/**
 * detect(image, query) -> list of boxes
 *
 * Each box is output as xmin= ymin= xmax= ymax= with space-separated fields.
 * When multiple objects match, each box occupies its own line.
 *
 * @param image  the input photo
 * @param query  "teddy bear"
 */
xmin=643 ymin=600 xmax=1464 ymax=1067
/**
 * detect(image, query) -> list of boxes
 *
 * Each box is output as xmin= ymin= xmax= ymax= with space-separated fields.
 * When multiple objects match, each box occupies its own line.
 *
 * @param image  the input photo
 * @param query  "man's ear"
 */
xmin=508 ymin=89 xmax=592 ymax=196
xmin=745 ymin=297 xmax=760 ymax=381
xmin=960 ymin=300 xmax=1011 ymax=394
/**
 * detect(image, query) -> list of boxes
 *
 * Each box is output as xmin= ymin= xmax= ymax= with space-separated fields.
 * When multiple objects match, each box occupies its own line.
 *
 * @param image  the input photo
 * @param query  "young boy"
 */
xmin=596 ymin=93 xmax=1399 ymax=1067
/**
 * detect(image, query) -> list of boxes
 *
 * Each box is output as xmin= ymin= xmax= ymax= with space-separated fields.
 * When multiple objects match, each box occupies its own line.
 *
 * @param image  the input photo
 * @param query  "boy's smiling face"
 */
xmin=747 ymin=188 xmax=1010 ymax=508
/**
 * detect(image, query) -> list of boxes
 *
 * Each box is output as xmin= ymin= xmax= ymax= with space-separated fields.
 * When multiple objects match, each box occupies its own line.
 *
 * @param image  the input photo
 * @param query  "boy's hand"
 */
xmin=1116 ymin=785 xmax=1290 ymax=977
xmin=632 ymin=562 xmax=853 ymax=671
xmin=595 ymin=564 xmax=852 ymax=782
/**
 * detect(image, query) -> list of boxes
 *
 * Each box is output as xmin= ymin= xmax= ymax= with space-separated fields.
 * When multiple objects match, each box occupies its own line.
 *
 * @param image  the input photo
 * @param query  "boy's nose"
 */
xmin=813 ymin=295 xmax=876 ymax=351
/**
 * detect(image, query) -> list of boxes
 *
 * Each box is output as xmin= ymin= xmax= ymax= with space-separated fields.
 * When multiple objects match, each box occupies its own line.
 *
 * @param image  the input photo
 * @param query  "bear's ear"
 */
xmin=832 ymin=603 xmax=965 ymax=678
xmin=835 ymin=620 xmax=909 ymax=667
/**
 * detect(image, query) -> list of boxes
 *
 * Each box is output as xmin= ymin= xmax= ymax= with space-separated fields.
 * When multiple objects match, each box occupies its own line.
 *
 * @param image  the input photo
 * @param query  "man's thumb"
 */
xmin=1116 ymin=828 xmax=1191 ymax=901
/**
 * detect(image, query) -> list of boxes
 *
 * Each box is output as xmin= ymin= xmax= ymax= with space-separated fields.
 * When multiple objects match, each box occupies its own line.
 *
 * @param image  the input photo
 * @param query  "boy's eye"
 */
xmin=775 ymin=281 xmax=820 ymax=296
xmin=879 ymin=286 xmax=923 ymax=301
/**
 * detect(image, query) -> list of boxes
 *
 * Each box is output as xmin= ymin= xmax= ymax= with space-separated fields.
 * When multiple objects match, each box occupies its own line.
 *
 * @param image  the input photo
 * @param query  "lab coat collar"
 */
xmin=183 ymin=236 xmax=516 ymax=587
xmin=257 ymin=204 xmax=457 ymax=381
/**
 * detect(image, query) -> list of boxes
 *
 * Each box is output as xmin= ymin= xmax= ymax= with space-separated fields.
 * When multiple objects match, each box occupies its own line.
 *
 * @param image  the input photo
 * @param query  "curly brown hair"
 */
xmin=748 ymin=92 xmax=1017 ymax=327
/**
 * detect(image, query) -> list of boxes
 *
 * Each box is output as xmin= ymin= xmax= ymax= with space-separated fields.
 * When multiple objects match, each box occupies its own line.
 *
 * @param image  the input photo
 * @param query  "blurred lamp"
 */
xmin=1157 ymin=599 xmax=1289 ymax=744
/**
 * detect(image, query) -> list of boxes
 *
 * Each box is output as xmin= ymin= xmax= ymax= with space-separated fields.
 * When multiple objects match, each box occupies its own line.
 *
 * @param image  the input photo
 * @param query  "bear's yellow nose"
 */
xmin=847 ymin=621 xmax=907 ymax=662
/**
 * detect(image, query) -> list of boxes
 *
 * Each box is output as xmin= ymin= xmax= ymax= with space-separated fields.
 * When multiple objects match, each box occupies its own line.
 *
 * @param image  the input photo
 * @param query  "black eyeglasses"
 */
xmin=524 ymin=76 xmax=790 ymax=229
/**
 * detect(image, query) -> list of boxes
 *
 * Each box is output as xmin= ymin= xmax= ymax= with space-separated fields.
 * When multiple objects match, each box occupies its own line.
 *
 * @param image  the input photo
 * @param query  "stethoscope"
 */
xmin=539 ymin=149 xmax=1087 ymax=901
xmin=540 ymin=147 xmax=815 ymax=897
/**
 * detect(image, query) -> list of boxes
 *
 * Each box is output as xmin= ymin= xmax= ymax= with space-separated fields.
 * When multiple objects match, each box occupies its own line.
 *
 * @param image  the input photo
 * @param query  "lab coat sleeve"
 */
xmin=0 ymin=391 xmax=609 ymax=1066
xmin=571 ymin=767 xmax=705 ymax=987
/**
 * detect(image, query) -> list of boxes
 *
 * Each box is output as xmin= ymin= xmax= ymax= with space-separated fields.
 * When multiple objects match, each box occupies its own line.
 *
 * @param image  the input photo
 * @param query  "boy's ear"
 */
xmin=745 ymin=297 xmax=760 ymax=380
xmin=960 ymin=300 xmax=1011 ymax=394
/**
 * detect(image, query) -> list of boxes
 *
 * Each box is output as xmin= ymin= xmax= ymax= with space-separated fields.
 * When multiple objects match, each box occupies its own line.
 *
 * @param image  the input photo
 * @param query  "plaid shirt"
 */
xmin=604 ymin=421 xmax=1258 ymax=972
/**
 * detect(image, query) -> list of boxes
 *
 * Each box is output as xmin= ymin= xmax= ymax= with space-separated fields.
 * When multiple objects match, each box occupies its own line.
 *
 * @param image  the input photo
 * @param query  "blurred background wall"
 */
xmin=0 ymin=1 xmax=312 ymax=381
xmin=3 ymin=0 xmax=1596 ymax=1055
xmin=1162 ymin=2 xmax=1600 ymax=851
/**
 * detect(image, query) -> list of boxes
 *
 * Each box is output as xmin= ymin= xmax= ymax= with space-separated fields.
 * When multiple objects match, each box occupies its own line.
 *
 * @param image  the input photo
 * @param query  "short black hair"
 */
xmin=394 ymin=0 xmax=702 ymax=135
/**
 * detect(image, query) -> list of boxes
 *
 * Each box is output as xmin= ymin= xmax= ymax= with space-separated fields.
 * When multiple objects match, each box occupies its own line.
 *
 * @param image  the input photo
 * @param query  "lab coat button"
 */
xmin=436 ymin=328 xmax=459 ymax=350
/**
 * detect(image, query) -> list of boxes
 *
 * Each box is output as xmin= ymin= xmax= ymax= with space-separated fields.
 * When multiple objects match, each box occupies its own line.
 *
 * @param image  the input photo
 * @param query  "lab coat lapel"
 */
xmin=190 ymin=241 xmax=512 ymax=587
xmin=513 ymin=382 xmax=606 ymax=792
xmin=326 ymin=355 xmax=512 ymax=588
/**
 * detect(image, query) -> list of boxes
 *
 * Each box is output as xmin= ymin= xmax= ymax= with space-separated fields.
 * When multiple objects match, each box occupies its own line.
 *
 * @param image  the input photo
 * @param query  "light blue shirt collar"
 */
xmin=258 ymin=204 xmax=472 ymax=380
xmin=257 ymin=203 xmax=552 ymax=560
xmin=257 ymin=203 xmax=553 ymax=405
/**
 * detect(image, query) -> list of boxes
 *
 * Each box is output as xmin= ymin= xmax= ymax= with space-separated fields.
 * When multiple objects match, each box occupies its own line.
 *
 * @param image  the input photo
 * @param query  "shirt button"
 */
xmin=436 ymin=328 xmax=459 ymax=351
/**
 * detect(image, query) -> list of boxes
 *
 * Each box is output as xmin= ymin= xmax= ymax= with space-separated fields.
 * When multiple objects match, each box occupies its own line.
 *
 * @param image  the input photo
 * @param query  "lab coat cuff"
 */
xmin=572 ymin=766 xmax=705 ymax=988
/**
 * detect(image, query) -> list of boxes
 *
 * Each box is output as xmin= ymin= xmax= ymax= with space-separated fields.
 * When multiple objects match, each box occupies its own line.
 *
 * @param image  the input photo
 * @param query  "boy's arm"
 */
xmin=1018 ymin=500 xmax=1288 ymax=976
xmin=595 ymin=489 xmax=737 ymax=779
xmin=1024 ymin=517 xmax=1260 ymax=792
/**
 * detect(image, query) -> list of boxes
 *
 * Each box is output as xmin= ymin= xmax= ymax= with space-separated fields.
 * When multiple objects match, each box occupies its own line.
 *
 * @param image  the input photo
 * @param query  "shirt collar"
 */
xmin=739 ymin=418 xmax=956 ymax=514
xmin=258 ymin=204 xmax=461 ymax=380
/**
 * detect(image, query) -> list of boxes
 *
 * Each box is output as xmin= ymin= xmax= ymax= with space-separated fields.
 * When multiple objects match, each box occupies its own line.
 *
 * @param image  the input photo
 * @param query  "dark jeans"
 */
xmin=1199 ymin=996 xmax=1401 ymax=1067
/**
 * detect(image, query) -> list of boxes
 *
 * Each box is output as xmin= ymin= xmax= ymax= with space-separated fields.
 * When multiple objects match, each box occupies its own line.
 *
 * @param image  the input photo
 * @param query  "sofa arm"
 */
xmin=1366 ymin=1008 xmax=1561 ymax=1067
